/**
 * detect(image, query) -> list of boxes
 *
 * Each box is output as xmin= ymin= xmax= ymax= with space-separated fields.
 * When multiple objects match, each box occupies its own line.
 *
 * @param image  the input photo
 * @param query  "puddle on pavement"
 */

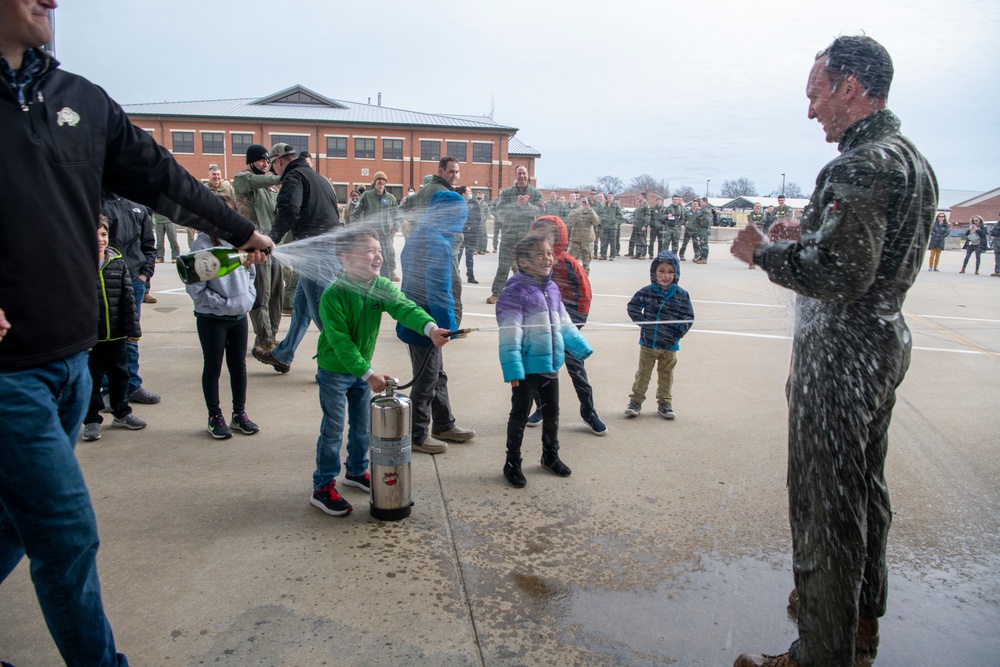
xmin=556 ymin=551 xmax=1000 ymax=666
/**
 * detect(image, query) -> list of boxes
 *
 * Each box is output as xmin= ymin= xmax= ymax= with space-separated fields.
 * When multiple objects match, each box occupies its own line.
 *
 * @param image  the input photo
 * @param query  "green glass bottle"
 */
xmin=176 ymin=247 xmax=248 ymax=284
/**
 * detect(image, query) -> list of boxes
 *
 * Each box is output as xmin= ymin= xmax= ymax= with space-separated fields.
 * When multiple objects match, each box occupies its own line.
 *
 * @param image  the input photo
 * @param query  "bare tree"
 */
xmin=720 ymin=177 xmax=758 ymax=198
xmin=595 ymin=175 xmax=625 ymax=194
xmin=672 ymin=185 xmax=699 ymax=202
xmin=629 ymin=174 xmax=669 ymax=196
xmin=768 ymin=182 xmax=804 ymax=198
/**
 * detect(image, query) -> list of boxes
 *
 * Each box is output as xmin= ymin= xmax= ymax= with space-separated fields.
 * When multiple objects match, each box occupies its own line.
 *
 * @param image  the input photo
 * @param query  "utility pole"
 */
xmin=781 ymin=173 xmax=786 ymax=197
xmin=706 ymin=179 xmax=710 ymax=198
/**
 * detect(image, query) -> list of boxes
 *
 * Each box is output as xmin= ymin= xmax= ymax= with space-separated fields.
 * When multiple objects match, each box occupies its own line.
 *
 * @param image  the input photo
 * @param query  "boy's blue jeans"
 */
xmin=272 ymin=276 xmax=325 ymax=366
xmin=0 ymin=351 xmax=129 ymax=666
xmin=315 ymin=369 xmax=371 ymax=490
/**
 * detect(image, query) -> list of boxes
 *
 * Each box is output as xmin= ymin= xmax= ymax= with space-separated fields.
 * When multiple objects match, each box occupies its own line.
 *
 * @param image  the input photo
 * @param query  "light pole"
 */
xmin=706 ymin=180 xmax=710 ymax=198
xmin=781 ymin=173 xmax=786 ymax=197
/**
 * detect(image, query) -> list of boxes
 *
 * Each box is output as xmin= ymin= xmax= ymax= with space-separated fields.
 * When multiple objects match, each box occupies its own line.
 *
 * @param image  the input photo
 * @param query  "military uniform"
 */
xmin=691 ymin=204 xmax=714 ymax=262
xmin=756 ymin=109 xmax=937 ymax=667
xmin=629 ymin=202 xmax=651 ymax=259
xmin=489 ymin=183 xmax=543 ymax=298
xmin=662 ymin=204 xmax=688 ymax=254
xmin=600 ymin=200 xmax=624 ymax=259
xmin=648 ymin=202 xmax=665 ymax=257
xmin=234 ymin=169 xmax=283 ymax=349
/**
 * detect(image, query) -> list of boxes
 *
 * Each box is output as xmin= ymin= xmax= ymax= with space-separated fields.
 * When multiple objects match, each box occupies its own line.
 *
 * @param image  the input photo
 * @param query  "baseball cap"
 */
xmin=268 ymin=143 xmax=298 ymax=162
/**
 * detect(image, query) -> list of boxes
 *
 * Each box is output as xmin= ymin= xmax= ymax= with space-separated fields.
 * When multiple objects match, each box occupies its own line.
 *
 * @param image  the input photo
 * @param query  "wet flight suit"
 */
xmin=755 ymin=109 xmax=937 ymax=667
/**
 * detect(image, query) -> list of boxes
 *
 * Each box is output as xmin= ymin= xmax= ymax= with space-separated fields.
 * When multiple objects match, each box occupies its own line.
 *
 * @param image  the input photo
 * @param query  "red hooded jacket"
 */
xmin=531 ymin=215 xmax=592 ymax=324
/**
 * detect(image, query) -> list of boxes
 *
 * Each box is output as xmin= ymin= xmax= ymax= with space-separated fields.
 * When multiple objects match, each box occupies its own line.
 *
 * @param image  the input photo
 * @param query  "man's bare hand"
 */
xmin=731 ymin=224 xmax=765 ymax=264
xmin=239 ymin=231 xmax=276 ymax=265
xmin=429 ymin=327 xmax=451 ymax=347
xmin=0 ymin=307 xmax=10 ymax=342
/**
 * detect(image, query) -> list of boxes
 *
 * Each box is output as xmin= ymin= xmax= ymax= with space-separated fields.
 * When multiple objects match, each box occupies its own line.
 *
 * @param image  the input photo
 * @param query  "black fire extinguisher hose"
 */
xmin=393 ymin=328 xmax=472 ymax=391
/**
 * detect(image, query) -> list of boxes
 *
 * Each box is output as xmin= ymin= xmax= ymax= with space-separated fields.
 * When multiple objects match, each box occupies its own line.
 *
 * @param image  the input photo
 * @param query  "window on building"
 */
xmin=355 ymin=137 xmax=375 ymax=159
xmin=383 ymin=139 xmax=403 ymax=160
xmin=326 ymin=136 xmax=347 ymax=158
xmin=331 ymin=183 xmax=348 ymax=201
xmin=386 ymin=185 xmax=403 ymax=201
xmin=202 ymin=132 xmax=224 ymax=155
xmin=420 ymin=140 xmax=441 ymax=162
xmin=472 ymin=143 xmax=492 ymax=163
xmin=172 ymin=131 xmax=194 ymax=154
xmin=447 ymin=142 xmax=467 ymax=163
xmin=231 ymin=133 xmax=253 ymax=157
xmin=271 ymin=134 xmax=309 ymax=154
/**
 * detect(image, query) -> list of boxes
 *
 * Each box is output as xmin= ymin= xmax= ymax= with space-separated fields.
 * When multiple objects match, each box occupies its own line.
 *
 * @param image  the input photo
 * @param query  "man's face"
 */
xmin=753 ymin=203 xmax=761 ymax=212
xmin=515 ymin=167 xmax=528 ymax=188
xmin=0 ymin=0 xmax=56 ymax=52
xmin=476 ymin=192 xmax=484 ymax=202
xmin=671 ymin=196 xmax=681 ymax=206
xmin=569 ymin=193 xmax=577 ymax=204
xmin=350 ymin=192 xmax=359 ymax=203
xmin=375 ymin=177 xmax=386 ymax=193
xmin=271 ymin=157 xmax=290 ymax=176
xmin=251 ymin=158 xmax=268 ymax=172
xmin=597 ymin=193 xmax=606 ymax=203
xmin=608 ymin=194 xmax=615 ymax=204
xmin=549 ymin=191 xmax=557 ymax=201
xmin=341 ymin=235 xmax=383 ymax=282
xmin=655 ymin=262 xmax=676 ymax=288
xmin=440 ymin=160 xmax=460 ymax=186
xmin=691 ymin=200 xmax=699 ymax=210
xmin=777 ymin=197 xmax=785 ymax=207
xmin=208 ymin=169 xmax=222 ymax=186
xmin=807 ymin=57 xmax=853 ymax=144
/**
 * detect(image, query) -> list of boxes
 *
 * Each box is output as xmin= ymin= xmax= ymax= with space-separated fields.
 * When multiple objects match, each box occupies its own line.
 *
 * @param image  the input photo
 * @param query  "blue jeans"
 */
xmin=271 ymin=276 xmax=325 ymax=366
xmin=0 ymin=351 xmax=129 ymax=666
xmin=314 ymin=369 xmax=370 ymax=490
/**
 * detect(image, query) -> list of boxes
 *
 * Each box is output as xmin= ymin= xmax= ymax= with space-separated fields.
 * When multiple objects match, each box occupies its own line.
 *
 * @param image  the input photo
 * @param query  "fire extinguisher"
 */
xmin=369 ymin=378 xmax=413 ymax=521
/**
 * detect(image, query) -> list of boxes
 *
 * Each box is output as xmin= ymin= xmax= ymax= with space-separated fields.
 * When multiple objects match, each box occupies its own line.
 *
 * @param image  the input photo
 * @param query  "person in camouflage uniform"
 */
xmin=731 ymin=35 xmax=938 ymax=667
xmin=599 ymin=192 xmax=625 ymax=260
xmin=662 ymin=195 xmax=688 ymax=255
xmin=487 ymin=165 xmax=543 ymax=303
xmin=690 ymin=197 xmax=715 ymax=264
xmin=628 ymin=192 xmax=651 ymax=259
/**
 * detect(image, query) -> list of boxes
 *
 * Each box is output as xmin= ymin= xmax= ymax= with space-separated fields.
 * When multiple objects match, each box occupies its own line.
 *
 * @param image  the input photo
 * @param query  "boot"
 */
xmin=788 ymin=588 xmax=879 ymax=654
xmin=503 ymin=455 xmax=526 ymax=488
xmin=541 ymin=449 xmax=571 ymax=476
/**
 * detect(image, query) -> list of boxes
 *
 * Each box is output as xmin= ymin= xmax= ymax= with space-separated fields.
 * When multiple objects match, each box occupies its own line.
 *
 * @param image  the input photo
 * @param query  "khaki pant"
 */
xmin=568 ymin=240 xmax=593 ymax=275
xmin=629 ymin=346 xmax=677 ymax=405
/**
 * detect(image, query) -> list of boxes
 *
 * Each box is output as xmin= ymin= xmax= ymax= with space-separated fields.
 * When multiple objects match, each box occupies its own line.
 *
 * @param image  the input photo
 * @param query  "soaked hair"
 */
xmin=336 ymin=225 xmax=380 ymax=255
xmin=816 ymin=35 xmax=893 ymax=101
xmin=97 ymin=214 xmax=109 ymax=231
xmin=514 ymin=233 xmax=551 ymax=265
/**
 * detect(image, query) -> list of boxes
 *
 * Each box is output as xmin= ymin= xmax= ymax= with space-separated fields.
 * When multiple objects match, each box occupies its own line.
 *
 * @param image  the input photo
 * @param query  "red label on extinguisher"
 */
xmin=382 ymin=472 xmax=398 ymax=486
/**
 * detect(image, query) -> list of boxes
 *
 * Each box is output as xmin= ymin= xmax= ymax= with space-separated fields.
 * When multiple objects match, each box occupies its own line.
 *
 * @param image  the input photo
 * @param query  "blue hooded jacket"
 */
xmin=626 ymin=250 xmax=694 ymax=350
xmin=396 ymin=190 xmax=467 ymax=346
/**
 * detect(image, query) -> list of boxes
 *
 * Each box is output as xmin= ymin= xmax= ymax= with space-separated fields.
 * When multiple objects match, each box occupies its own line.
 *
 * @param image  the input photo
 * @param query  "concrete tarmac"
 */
xmin=2 ymin=241 xmax=997 ymax=666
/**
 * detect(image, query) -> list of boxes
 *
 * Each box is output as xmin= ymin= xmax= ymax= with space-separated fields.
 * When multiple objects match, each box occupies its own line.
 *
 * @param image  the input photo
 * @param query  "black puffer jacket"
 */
xmin=269 ymin=158 xmax=341 ymax=242
xmin=101 ymin=190 xmax=156 ymax=281
xmin=97 ymin=247 xmax=141 ymax=342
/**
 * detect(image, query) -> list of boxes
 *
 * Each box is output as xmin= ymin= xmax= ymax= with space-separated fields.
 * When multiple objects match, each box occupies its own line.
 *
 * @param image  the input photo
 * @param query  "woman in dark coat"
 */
xmin=927 ymin=213 xmax=949 ymax=272
xmin=960 ymin=215 xmax=989 ymax=275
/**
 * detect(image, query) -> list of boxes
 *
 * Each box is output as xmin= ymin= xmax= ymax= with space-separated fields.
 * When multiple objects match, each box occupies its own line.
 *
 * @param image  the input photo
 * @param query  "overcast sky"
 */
xmin=54 ymin=0 xmax=999 ymax=196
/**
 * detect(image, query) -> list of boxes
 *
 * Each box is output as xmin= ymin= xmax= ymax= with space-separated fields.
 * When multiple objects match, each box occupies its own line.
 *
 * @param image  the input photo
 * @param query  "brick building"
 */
xmin=947 ymin=187 xmax=1000 ymax=226
xmin=123 ymin=84 xmax=539 ymax=202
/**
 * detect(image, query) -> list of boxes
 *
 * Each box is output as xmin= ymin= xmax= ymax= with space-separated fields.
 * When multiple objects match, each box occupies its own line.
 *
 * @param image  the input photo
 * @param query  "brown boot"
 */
xmin=143 ymin=292 xmax=157 ymax=304
xmin=733 ymin=653 xmax=800 ymax=667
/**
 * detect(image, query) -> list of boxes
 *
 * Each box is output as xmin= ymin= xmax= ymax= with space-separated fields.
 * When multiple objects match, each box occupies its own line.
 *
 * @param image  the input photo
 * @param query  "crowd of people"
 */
xmin=0 ymin=7 xmax=971 ymax=665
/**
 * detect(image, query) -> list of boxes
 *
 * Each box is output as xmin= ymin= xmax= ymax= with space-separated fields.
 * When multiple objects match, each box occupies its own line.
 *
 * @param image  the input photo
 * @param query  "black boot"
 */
xmin=503 ymin=455 xmax=526 ymax=488
xmin=541 ymin=450 xmax=571 ymax=476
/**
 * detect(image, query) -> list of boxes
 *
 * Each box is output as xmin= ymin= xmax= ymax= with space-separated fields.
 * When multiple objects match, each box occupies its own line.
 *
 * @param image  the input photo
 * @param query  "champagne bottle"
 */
xmin=176 ymin=247 xmax=248 ymax=284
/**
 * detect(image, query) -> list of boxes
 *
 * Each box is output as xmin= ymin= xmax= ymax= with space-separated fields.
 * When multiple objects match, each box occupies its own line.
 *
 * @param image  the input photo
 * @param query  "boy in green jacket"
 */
xmin=311 ymin=227 xmax=450 ymax=516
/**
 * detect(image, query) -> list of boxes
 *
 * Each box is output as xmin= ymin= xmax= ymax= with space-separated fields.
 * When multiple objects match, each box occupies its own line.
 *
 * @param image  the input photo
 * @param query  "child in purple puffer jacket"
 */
xmin=495 ymin=233 xmax=593 ymax=488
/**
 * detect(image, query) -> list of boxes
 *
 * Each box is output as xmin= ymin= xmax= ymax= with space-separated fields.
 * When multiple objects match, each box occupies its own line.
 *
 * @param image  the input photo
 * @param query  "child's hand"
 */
xmin=429 ymin=327 xmax=451 ymax=347
xmin=367 ymin=373 xmax=390 ymax=393
xmin=0 ymin=307 xmax=10 ymax=342
xmin=510 ymin=379 xmax=520 ymax=388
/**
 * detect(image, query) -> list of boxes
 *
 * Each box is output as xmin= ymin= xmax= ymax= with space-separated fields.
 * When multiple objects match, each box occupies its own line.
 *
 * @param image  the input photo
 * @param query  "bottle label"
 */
xmin=193 ymin=251 xmax=222 ymax=281
xmin=370 ymin=434 xmax=412 ymax=466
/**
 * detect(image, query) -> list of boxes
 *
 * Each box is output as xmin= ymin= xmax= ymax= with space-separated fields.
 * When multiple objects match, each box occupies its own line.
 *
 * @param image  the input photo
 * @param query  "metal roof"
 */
xmin=507 ymin=135 xmax=540 ymax=157
xmin=123 ymin=85 xmax=519 ymax=132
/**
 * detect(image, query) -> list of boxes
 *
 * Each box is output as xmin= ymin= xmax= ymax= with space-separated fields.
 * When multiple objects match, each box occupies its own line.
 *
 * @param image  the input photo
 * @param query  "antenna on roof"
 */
xmin=490 ymin=93 xmax=494 ymax=120
xmin=378 ymin=92 xmax=382 ymax=106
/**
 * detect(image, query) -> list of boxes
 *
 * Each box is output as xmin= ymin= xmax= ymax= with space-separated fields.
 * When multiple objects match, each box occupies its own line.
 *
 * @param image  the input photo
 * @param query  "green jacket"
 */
xmin=496 ymin=183 xmax=543 ymax=239
xmin=663 ymin=204 xmax=687 ymax=228
xmin=602 ymin=201 xmax=625 ymax=229
xmin=355 ymin=188 xmax=398 ymax=235
xmin=649 ymin=204 xmax=666 ymax=232
xmin=632 ymin=202 xmax=652 ymax=231
xmin=692 ymin=206 xmax=714 ymax=234
xmin=233 ymin=170 xmax=281 ymax=233
xmin=317 ymin=274 xmax=434 ymax=377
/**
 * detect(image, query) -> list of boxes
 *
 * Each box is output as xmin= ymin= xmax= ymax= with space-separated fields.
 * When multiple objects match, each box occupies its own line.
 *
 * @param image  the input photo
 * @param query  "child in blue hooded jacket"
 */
xmin=625 ymin=250 xmax=694 ymax=419
xmin=496 ymin=233 xmax=593 ymax=488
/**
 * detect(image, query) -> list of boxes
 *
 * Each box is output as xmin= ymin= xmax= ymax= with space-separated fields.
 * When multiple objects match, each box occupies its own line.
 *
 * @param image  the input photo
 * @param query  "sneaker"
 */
xmin=82 ymin=422 xmax=102 ymax=441
xmin=412 ymin=438 xmax=448 ymax=454
xmin=252 ymin=346 xmax=291 ymax=373
xmin=658 ymin=403 xmax=676 ymax=420
xmin=624 ymin=402 xmax=641 ymax=417
xmin=585 ymin=414 xmax=608 ymax=436
xmin=467 ymin=277 xmax=479 ymax=284
xmin=230 ymin=411 xmax=260 ymax=435
xmin=143 ymin=293 xmax=157 ymax=304
xmin=311 ymin=482 xmax=352 ymax=516
xmin=129 ymin=387 xmax=161 ymax=404
xmin=486 ymin=295 xmax=498 ymax=304
xmin=112 ymin=413 xmax=147 ymax=430
xmin=342 ymin=472 xmax=371 ymax=493
xmin=431 ymin=425 xmax=476 ymax=442
xmin=207 ymin=414 xmax=232 ymax=439
xmin=526 ymin=409 xmax=543 ymax=427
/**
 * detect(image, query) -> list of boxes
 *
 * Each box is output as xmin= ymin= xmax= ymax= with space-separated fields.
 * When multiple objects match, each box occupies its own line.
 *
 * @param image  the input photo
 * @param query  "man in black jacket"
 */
xmin=253 ymin=143 xmax=341 ymax=373
xmin=101 ymin=190 xmax=160 ymax=404
xmin=0 ymin=4 xmax=272 ymax=665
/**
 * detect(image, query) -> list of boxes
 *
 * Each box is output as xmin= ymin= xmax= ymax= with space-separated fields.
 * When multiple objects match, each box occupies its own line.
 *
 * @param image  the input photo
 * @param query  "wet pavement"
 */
xmin=1 ymin=242 xmax=997 ymax=666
